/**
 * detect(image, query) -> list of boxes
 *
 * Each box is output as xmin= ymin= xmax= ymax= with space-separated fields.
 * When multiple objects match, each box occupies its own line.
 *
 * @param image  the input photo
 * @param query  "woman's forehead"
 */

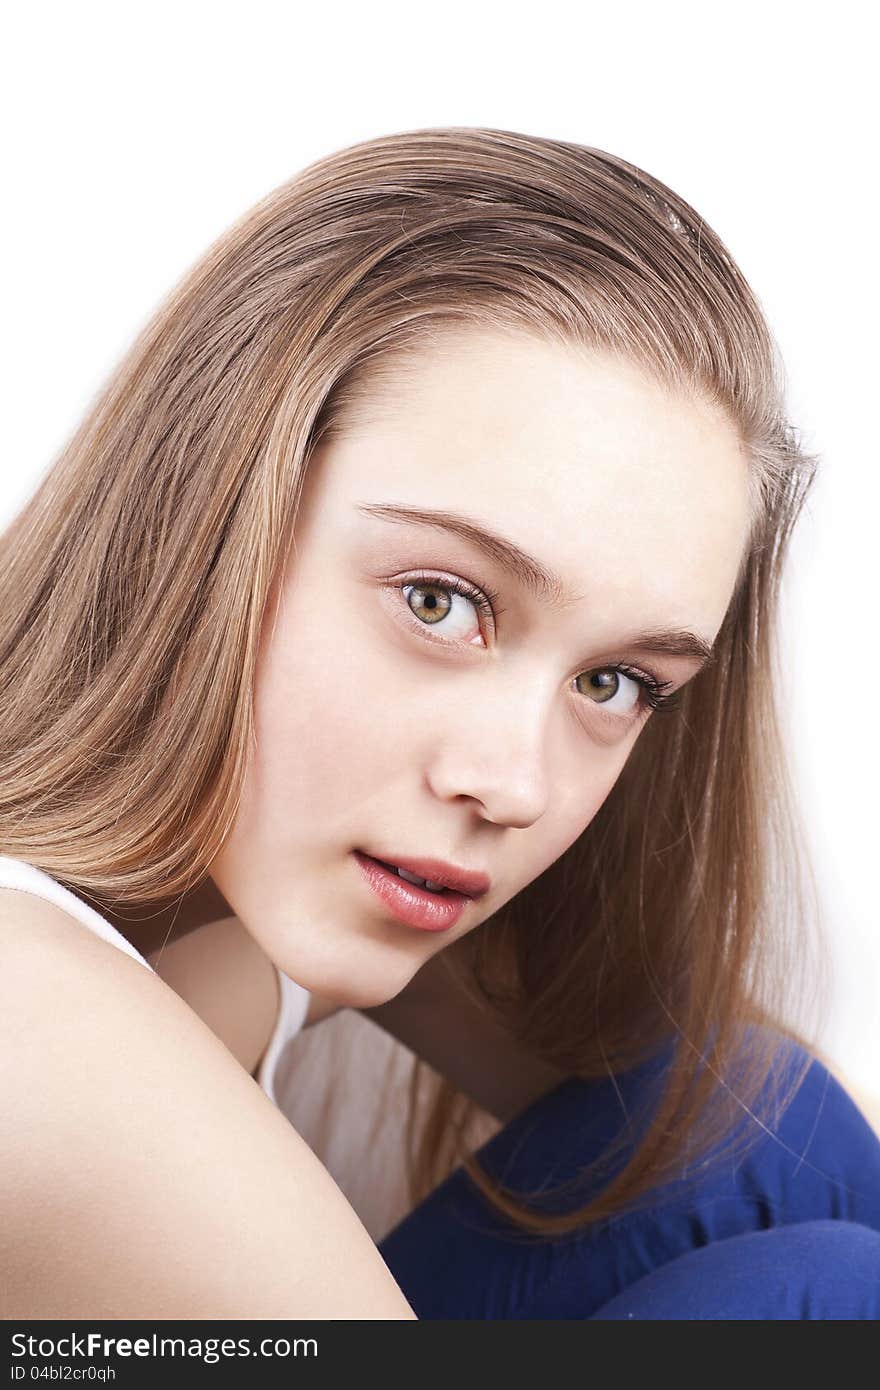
xmin=309 ymin=331 xmax=750 ymax=641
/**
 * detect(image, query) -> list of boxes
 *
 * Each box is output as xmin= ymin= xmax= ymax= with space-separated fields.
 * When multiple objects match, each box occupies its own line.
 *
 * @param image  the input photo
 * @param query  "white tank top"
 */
xmin=0 ymin=855 xmax=311 ymax=1109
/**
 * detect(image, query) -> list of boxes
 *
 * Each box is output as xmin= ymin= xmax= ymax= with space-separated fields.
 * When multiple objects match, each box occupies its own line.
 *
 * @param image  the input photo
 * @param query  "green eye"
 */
xmin=394 ymin=570 xmax=682 ymax=720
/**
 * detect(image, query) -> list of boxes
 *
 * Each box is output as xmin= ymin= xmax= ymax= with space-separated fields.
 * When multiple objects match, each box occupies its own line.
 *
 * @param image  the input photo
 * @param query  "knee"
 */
xmin=590 ymin=1220 xmax=880 ymax=1320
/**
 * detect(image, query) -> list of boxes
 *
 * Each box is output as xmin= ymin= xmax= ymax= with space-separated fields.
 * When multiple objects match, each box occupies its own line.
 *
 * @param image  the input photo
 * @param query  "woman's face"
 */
xmin=209 ymin=327 xmax=751 ymax=1007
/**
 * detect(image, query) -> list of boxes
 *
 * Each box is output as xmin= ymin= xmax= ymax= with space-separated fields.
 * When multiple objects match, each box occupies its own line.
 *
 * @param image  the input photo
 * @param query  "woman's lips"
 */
xmin=352 ymin=851 xmax=472 ymax=932
xmin=355 ymin=849 xmax=491 ymax=898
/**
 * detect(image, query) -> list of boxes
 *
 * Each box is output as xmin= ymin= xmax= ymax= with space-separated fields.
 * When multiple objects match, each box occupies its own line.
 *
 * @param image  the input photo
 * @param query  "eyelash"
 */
xmin=393 ymin=570 xmax=684 ymax=718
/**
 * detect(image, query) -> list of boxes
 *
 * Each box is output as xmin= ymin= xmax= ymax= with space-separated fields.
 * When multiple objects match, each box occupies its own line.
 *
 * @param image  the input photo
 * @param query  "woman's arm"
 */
xmin=1 ymin=899 xmax=415 ymax=1319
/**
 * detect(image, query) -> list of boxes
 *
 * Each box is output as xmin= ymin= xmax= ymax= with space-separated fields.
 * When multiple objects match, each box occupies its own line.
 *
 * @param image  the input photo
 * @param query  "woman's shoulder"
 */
xmin=0 ymin=886 xmax=415 ymax=1318
xmin=0 ymin=881 xmax=143 ymax=973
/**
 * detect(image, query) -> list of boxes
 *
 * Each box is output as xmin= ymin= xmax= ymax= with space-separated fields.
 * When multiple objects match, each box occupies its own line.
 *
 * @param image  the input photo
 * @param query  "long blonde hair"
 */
xmin=0 ymin=126 xmax=827 ymax=1238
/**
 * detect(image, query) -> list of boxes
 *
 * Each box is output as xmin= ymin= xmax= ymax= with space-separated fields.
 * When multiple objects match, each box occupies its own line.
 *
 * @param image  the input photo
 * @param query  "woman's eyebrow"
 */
xmin=355 ymin=501 xmax=717 ymax=671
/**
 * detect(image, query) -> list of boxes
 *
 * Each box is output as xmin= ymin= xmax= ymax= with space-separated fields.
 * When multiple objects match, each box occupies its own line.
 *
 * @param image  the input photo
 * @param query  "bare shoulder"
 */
xmin=0 ymin=891 xmax=415 ymax=1320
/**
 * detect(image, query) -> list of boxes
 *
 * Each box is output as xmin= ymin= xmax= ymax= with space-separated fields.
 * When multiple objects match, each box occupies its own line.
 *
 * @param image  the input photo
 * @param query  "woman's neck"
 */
xmin=79 ymin=875 xmax=235 ymax=959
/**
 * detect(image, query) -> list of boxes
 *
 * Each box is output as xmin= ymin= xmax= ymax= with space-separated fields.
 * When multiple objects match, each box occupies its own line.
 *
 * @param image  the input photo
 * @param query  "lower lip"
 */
xmin=352 ymin=851 xmax=473 ymax=931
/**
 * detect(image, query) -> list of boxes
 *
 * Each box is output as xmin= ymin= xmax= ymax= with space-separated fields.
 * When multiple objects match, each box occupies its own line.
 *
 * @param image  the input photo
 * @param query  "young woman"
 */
xmin=2 ymin=126 xmax=878 ymax=1320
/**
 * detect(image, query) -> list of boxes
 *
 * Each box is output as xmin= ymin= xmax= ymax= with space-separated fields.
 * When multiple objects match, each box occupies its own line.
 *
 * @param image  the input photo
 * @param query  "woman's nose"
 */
xmin=424 ymin=684 xmax=555 ymax=829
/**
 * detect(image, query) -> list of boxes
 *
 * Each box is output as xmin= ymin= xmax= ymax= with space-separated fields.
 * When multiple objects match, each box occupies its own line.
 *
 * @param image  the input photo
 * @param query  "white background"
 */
xmin=3 ymin=2 xmax=877 ymax=1100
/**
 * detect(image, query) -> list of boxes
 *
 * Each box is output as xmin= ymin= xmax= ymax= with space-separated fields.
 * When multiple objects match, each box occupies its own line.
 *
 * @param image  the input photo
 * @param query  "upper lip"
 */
xmin=358 ymin=850 xmax=491 ymax=898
